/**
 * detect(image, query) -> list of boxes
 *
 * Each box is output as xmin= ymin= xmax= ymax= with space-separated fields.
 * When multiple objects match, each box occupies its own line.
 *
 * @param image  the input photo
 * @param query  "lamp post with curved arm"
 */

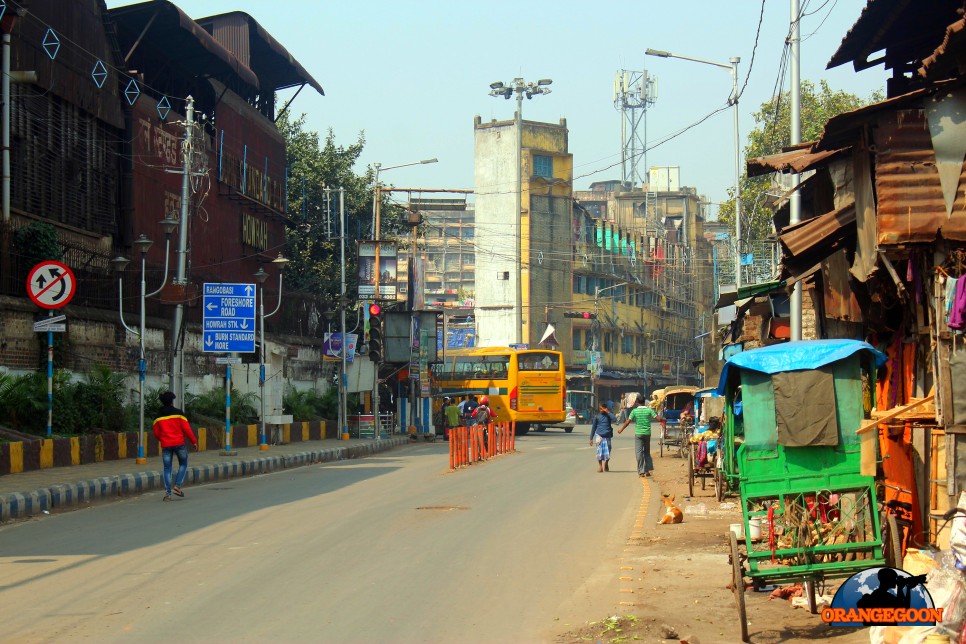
xmin=591 ymin=282 xmax=629 ymax=409
xmin=645 ymin=48 xmax=742 ymax=288
xmin=253 ymin=252 xmax=290 ymax=450
xmin=110 ymin=216 xmax=178 ymax=464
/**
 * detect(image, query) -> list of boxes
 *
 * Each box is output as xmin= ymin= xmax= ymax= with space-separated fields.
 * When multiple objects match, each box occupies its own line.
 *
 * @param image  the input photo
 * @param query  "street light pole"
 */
xmin=254 ymin=252 xmax=289 ymax=450
xmin=110 ymin=217 xmax=176 ymax=464
xmin=369 ymin=157 xmax=437 ymax=433
xmin=645 ymin=49 xmax=742 ymax=288
xmin=591 ymin=281 xmax=628 ymax=411
xmin=489 ymin=78 xmax=552 ymax=346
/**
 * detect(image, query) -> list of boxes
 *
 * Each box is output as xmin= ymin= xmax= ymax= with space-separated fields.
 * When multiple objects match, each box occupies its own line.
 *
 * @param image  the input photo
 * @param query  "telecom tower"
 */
xmin=614 ymin=70 xmax=657 ymax=187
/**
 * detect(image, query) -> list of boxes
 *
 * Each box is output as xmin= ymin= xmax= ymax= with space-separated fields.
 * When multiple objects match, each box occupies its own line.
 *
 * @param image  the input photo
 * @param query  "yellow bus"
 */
xmin=432 ymin=347 xmax=566 ymax=435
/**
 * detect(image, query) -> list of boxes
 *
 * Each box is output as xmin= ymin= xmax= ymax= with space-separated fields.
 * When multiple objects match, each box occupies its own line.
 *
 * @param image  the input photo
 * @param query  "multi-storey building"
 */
xmin=473 ymin=115 xmax=575 ymax=349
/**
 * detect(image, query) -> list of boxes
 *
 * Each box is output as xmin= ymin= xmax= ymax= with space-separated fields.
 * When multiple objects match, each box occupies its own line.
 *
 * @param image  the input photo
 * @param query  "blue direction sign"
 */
xmin=202 ymin=283 xmax=256 ymax=353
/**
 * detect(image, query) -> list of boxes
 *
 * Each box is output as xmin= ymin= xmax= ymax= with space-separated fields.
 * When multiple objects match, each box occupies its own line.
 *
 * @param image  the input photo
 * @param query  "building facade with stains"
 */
xmin=0 ymin=1 xmax=327 ymax=410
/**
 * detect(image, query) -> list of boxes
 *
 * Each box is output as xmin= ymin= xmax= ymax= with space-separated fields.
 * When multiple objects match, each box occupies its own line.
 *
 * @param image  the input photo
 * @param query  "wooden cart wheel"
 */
xmin=687 ymin=444 xmax=694 ymax=497
xmin=730 ymin=531 xmax=749 ymax=642
xmin=715 ymin=466 xmax=724 ymax=501
xmin=660 ymin=433 xmax=665 ymax=458
xmin=883 ymin=511 xmax=901 ymax=568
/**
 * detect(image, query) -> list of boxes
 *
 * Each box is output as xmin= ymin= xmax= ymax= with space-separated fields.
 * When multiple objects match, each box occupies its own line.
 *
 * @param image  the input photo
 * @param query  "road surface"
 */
xmin=0 ymin=428 xmax=643 ymax=643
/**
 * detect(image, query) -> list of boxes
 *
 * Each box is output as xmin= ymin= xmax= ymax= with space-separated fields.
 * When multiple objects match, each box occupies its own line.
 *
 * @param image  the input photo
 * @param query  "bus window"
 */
xmin=519 ymin=352 xmax=560 ymax=371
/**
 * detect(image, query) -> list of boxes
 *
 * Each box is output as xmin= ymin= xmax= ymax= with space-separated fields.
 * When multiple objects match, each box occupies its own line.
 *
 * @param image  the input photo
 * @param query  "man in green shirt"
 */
xmin=618 ymin=394 xmax=658 ymax=477
xmin=443 ymin=397 xmax=461 ymax=441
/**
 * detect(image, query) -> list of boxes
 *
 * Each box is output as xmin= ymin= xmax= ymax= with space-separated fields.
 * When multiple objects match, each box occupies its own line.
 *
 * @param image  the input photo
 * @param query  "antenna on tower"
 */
xmin=614 ymin=69 xmax=657 ymax=188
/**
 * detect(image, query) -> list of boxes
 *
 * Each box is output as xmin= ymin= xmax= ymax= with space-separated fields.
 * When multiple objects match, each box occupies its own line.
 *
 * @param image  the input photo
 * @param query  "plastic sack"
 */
xmin=928 ymin=551 xmax=966 ymax=643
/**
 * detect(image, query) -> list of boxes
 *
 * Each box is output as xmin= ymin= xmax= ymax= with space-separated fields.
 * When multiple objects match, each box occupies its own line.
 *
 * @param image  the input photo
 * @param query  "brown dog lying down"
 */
xmin=658 ymin=494 xmax=684 ymax=525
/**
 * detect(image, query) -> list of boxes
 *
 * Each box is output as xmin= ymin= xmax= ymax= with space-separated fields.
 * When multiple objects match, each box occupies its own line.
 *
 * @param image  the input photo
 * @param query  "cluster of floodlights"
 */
xmin=488 ymin=78 xmax=552 ymax=100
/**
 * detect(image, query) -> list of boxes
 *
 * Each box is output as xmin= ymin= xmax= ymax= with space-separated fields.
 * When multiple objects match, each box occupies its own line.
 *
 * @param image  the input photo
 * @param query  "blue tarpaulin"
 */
xmin=716 ymin=339 xmax=887 ymax=395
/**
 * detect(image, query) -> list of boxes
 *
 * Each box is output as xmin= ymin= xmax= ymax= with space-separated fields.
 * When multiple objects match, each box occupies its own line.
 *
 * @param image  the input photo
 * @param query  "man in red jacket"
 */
xmin=153 ymin=391 xmax=198 ymax=501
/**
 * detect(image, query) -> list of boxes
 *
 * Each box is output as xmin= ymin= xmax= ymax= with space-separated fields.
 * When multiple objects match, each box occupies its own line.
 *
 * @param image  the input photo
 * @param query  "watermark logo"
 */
xmin=822 ymin=567 xmax=941 ymax=627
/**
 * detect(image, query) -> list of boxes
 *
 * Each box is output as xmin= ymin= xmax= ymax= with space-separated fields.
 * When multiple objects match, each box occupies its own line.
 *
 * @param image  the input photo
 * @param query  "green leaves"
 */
xmin=719 ymin=80 xmax=883 ymax=241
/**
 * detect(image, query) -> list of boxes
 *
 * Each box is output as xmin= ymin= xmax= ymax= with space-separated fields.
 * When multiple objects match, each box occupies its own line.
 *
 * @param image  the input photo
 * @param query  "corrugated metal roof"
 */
xmin=827 ymin=0 xmax=962 ymax=72
xmin=920 ymin=15 xmax=966 ymax=80
xmin=197 ymin=12 xmax=324 ymax=96
xmin=874 ymin=107 xmax=966 ymax=243
xmin=746 ymin=146 xmax=848 ymax=178
xmin=110 ymin=1 xmax=259 ymax=89
xmin=779 ymin=202 xmax=856 ymax=275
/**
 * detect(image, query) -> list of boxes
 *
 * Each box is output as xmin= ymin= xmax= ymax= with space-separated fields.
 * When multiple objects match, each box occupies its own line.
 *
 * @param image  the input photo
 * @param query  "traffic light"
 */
xmin=368 ymin=304 xmax=383 ymax=362
xmin=564 ymin=311 xmax=597 ymax=319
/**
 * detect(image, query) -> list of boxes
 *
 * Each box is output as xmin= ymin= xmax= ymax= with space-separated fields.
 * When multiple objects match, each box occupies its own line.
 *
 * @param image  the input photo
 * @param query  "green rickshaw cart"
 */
xmin=717 ymin=340 xmax=894 ymax=642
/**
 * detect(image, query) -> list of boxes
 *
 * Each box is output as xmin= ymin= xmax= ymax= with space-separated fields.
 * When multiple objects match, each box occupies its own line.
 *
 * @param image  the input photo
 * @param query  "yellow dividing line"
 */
xmin=616 ymin=474 xmax=651 ymax=604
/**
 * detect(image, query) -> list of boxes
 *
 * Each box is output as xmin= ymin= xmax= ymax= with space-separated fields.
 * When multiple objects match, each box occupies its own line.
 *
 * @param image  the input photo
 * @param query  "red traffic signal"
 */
xmin=369 ymin=303 xmax=381 ymax=316
xmin=564 ymin=311 xmax=596 ymax=319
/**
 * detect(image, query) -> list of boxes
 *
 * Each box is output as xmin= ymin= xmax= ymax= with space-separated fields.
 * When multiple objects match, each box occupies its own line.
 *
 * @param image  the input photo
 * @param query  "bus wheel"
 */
xmin=515 ymin=423 xmax=530 ymax=436
xmin=564 ymin=427 xmax=574 ymax=433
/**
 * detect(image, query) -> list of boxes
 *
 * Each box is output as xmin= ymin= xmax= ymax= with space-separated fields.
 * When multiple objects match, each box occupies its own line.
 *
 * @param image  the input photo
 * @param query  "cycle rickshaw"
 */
xmin=717 ymin=340 xmax=893 ymax=642
xmin=686 ymin=387 xmax=724 ymax=498
xmin=657 ymin=386 xmax=698 ymax=458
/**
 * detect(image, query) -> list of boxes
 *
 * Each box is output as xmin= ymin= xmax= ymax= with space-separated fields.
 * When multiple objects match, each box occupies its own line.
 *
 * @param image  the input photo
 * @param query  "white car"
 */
xmin=534 ymin=404 xmax=577 ymax=432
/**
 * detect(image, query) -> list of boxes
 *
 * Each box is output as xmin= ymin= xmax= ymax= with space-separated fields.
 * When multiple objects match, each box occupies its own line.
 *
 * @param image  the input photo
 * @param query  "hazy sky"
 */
xmin=107 ymin=0 xmax=887 ymax=213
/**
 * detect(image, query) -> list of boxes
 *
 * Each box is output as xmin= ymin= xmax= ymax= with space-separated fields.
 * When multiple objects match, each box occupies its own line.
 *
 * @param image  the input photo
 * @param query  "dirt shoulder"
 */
xmin=555 ymin=448 xmax=870 ymax=643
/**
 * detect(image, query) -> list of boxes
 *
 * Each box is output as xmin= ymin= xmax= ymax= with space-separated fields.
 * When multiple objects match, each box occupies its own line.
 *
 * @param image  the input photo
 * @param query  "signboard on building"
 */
xmin=357 ymin=241 xmax=398 ymax=300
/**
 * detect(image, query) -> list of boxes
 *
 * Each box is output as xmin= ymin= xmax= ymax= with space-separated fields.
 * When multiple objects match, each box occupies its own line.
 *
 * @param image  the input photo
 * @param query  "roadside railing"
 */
xmin=449 ymin=421 xmax=516 ymax=470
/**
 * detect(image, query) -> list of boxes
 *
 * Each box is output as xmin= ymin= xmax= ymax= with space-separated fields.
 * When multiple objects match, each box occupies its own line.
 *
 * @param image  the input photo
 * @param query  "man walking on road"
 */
xmin=153 ymin=391 xmax=198 ymax=501
xmin=618 ymin=393 xmax=657 ymax=477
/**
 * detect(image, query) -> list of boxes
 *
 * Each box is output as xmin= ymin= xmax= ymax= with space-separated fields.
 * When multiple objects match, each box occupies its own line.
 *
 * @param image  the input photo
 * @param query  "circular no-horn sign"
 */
xmin=26 ymin=261 xmax=76 ymax=309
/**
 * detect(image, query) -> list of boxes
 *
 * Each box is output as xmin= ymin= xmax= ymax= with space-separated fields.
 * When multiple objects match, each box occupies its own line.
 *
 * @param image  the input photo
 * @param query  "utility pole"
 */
xmin=789 ymin=0 xmax=803 ymax=341
xmin=169 ymin=96 xmax=195 ymax=400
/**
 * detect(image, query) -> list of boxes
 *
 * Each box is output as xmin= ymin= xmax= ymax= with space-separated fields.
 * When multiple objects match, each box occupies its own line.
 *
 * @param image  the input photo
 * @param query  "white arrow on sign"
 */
xmin=205 ymin=336 xmax=213 ymax=347
xmin=206 ymin=302 xmax=217 ymax=311
xmin=240 ymin=320 xmax=249 ymax=329
xmin=244 ymin=285 xmax=254 ymax=296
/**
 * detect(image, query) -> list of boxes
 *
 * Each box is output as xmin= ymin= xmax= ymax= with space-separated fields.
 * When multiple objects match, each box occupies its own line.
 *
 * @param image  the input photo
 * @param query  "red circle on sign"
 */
xmin=26 ymin=261 xmax=77 ymax=310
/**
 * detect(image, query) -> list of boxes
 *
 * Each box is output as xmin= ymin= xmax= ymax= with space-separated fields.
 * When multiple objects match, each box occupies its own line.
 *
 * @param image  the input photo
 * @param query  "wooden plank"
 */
xmin=857 ymin=394 xmax=936 ymax=435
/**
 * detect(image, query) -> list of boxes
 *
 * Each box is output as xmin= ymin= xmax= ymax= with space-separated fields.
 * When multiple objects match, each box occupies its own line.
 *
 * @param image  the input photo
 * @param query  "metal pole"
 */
xmin=259 ymin=281 xmax=267 ymax=449
xmin=46 ymin=311 xmax=53 ymax=437
xmin=789 ymin=0 xmax=803 ymax=341
xmin=137 ymin=252 xmax=147 ymax=464
xmin=340 ymin=187 xmax=349 ymax=441
xmin=372 ymin=168 xmax=381 ymax=431
xmin=170 ymin=96 xmax=194 ymax=400
xmin=731 ymin=58 xmax=742 ymax=290
xmin=515 ymin=91 xmax=524 ymax=346
xmin=2 ymin=32 xmax=10 ymax=223
xmin=225 ymin=363 xmax=232 ymax=453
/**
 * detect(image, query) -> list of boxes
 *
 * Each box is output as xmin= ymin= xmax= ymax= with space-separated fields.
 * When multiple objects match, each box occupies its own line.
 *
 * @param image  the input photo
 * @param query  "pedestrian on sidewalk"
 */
xmin=590 ymin=403 xmax=616 ymax=473
xmin=153 ymin=391 xmax=198 ymax=501
xmin=443 ymin=397 xmax=461 ymax=441
xmin=619 ymin=393 xmax=657 ymax=477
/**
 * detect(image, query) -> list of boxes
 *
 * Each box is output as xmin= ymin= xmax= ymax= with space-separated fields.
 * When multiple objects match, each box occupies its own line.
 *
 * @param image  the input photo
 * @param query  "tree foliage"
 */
xmin=718 ymin=80 xmax=883 ymax=243
xmin=277 ymin=114 xmax=407 ymax=312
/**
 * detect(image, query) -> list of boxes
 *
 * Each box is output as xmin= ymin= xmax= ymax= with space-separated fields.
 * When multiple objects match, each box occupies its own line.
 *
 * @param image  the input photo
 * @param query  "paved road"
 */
xmin=0 ymin=428 xmax=646 ymax=643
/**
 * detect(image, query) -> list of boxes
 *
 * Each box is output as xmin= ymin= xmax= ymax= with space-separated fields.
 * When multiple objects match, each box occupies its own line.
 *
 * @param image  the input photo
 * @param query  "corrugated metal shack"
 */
xmin=739 ymin=0 xmax=966 ymax=549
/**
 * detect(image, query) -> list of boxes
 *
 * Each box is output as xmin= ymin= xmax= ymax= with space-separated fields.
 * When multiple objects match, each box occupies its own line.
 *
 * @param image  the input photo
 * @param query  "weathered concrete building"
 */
xmin=472 ymin=115 xmax=573 ymax=348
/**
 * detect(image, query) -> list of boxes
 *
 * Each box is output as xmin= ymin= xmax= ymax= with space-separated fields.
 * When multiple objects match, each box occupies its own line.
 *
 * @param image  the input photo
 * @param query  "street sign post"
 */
xmin=202 ymin=283 xmax=256 ymax=353
xmin=26 ymin=261 xmax=76 ymax=310
xmin=215 ymin=357 xmax=242 ymax=365
xmin=26 ymin=261 xmax=77 ymax=438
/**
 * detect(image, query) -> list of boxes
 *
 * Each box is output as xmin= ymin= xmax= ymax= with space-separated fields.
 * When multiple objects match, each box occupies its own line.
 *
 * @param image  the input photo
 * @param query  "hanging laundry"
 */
xmin=950 ymin=277 xmax=966 ymax=331
xmin=946 ymin=276 xmax=958 ymax=324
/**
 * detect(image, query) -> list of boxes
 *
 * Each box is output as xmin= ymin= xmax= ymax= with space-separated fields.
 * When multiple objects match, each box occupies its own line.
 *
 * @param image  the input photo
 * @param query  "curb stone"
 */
xmin=0 ymin=437 xmax=410 ymax=523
